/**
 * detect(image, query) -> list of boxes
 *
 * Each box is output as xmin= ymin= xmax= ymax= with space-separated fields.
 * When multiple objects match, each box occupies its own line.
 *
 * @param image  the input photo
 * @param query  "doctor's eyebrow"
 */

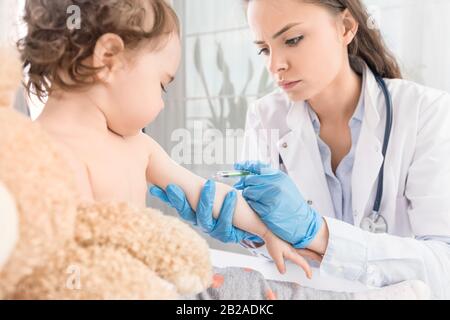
xmin=253 ymin=22 xmax=303 ymax=44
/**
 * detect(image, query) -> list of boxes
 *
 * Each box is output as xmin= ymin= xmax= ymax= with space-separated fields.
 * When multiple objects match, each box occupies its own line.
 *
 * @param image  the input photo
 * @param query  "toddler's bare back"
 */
xmin=38 ymin=118 xmax=150 ymax=207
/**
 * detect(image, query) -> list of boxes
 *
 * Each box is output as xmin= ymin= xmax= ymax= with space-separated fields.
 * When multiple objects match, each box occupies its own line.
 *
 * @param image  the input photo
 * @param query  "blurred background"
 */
xmin=2 ymin=0 xmax=450 ymax=254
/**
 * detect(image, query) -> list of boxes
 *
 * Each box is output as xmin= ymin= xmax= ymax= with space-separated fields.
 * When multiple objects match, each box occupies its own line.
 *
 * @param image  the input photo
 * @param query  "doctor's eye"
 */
xmin=285 ymin=35 xmax=304 ymax=47
xmin=160 ymin=83 xmax=167 ymax=93
xmin=257 ymin=48 xmax=270 ymax=56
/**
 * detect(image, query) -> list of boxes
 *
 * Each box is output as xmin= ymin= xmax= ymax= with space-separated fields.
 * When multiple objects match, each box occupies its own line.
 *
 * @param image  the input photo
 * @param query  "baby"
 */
xmin=19 ymin=0 xmax=313 ymax=277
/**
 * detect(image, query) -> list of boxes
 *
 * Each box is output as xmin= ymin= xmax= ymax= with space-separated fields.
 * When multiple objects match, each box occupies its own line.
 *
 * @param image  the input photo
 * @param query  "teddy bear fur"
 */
xmin=0 ymin=46 xmax=212 ymax=299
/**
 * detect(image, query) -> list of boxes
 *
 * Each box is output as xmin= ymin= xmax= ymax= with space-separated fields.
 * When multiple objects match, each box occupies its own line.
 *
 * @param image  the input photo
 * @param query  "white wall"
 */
xmin=365 ymin=0 xmax=450 ymax=92
xmin=0 ymin=0 xmax=25 ymax=46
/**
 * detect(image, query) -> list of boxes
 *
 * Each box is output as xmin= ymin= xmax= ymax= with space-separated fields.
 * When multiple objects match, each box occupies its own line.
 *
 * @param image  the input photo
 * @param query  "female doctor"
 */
xmin=151 ymin=0 xmax=450 ymax=298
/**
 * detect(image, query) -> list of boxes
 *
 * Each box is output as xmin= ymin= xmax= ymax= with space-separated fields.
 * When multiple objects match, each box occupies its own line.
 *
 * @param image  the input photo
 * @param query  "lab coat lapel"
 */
xmin=352 ymin=67 xmax=384 ymax=226
xmin=278 ymin=100 xmax=336 ymax=219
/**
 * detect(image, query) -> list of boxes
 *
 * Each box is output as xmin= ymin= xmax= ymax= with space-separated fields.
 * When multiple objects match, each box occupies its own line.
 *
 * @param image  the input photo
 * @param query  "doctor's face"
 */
xmin=247 ymin=0 xmax=349 ymax=102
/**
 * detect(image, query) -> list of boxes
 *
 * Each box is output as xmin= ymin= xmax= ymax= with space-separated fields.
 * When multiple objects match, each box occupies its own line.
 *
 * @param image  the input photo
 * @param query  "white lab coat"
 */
xmin=241 ymin=64 xmax=450 ymax=299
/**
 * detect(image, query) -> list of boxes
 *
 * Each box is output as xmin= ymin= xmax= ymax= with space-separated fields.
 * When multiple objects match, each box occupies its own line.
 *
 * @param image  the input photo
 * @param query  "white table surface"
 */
xmin=210 ymin=249 xmax=371 ymax=293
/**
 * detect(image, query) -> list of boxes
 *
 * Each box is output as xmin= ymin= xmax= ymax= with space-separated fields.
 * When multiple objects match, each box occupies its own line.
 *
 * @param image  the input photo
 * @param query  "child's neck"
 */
xmin=38 ymin=88 xmax=111 ymax=135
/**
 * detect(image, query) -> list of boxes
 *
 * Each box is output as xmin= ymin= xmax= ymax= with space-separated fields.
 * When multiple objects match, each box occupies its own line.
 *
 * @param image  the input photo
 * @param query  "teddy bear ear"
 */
xmin=0 ymin=181 xmax=19 ymax=270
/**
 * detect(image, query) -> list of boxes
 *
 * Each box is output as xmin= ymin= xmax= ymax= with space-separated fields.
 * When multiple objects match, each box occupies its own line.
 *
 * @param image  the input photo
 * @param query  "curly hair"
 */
xmin=18 ymin=0 xmax=180 ymax=101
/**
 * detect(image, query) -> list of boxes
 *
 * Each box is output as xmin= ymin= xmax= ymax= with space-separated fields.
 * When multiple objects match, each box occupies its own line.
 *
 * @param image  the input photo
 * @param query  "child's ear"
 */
xmin=92 ymin=33 xmax=126 ymax=83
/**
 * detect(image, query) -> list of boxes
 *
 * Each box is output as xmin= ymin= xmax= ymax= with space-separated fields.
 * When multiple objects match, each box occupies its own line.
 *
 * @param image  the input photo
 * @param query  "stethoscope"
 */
xmin=279 ymin=70 xmax=393 ymax=234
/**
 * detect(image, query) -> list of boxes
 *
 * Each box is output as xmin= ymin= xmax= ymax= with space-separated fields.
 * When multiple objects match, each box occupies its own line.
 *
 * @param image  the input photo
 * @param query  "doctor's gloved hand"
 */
xmin=149 ymin=180 xmax=262 ymax=244
xmin=234 ymin=161 xmax=324 ymax=249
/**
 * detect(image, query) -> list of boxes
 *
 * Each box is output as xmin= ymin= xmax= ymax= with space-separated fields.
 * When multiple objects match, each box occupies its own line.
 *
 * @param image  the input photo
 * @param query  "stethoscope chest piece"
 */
xmin=360 ymin=213 xmax=388 ymax=234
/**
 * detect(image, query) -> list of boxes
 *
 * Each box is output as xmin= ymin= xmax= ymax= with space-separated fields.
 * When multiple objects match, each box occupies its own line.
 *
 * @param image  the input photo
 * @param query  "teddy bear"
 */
xmin=0 ymin=46 xmax=212 ymax=300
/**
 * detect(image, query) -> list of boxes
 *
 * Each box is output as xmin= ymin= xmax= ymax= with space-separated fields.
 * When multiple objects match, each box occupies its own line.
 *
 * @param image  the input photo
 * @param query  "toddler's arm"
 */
xmin=144 ymin=135 xmax=313 ymax=277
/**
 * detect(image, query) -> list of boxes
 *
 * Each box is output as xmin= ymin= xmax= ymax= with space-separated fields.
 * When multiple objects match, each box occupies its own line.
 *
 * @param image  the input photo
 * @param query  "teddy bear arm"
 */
xmin=13 ymin=243 xmax=180 ymax=300
xmin=75 ymin=203 xmax=213 ymax=295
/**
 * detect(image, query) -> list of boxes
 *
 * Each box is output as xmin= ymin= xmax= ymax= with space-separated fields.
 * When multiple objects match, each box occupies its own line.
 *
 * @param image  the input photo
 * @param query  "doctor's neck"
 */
xmin=307 ymin=61 xmax=362 ymax=126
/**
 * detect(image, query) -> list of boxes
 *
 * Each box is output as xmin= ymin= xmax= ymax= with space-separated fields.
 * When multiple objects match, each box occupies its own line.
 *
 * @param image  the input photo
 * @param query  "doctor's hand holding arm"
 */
xmin=233 ymin=161 xmax=330 ymax=255
xmin=148 ymin=154 xmax=320 ymax=277
xmin=150 ymin=180 xmax=323 ymax=265
xmin=150 ymin=182 xmax=262 ymax=244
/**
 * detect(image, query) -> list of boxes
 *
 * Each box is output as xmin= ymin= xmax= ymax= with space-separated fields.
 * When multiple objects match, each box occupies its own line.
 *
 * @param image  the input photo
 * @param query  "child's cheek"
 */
xmin=145 ymin=97 xmax=164 ymax=123
xmin=133 ymin=89 xmax=164 ymax=127
xmin=116 ymin=69 xmax=163 ymax=127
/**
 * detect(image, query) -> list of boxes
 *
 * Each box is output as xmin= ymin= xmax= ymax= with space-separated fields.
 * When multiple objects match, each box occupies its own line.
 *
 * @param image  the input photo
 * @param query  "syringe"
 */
xmin=212 ymin=170 xmax=252 ymax=179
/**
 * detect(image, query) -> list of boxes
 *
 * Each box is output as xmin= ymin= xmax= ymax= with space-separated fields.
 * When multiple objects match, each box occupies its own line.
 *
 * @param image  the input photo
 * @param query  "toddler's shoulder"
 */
xmin=133 ymin=132 xmax=159 ymax=151
xmin=132 ymin=132 xmax=168 ymax=162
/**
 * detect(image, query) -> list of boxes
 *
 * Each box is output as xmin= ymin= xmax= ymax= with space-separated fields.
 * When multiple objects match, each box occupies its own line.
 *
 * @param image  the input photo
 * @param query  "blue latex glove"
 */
xmin=149 ymin=180 xmax=262 ymax=244
xmin=234 ymin=161 xmax=323 ymax=249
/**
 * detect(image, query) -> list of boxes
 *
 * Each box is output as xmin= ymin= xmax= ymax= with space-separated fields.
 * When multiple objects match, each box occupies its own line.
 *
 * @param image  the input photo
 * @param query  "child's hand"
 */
xmin=295 ymin=248 xmax=323 ymax=263
xmin=263 ymin=231 xmax=314 ymax=279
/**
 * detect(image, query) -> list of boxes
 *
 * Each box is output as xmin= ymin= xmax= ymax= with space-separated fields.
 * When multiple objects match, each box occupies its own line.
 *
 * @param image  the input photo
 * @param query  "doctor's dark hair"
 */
xmin=18 ymin=0 xmax=180 ymax=101
xmin=244 ymin=0 xmax=403 ymax=79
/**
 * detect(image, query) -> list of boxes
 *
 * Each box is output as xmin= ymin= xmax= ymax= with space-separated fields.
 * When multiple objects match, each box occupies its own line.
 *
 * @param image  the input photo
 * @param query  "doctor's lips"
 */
xmin=278 ymin=80 xmax=302 ymax=91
